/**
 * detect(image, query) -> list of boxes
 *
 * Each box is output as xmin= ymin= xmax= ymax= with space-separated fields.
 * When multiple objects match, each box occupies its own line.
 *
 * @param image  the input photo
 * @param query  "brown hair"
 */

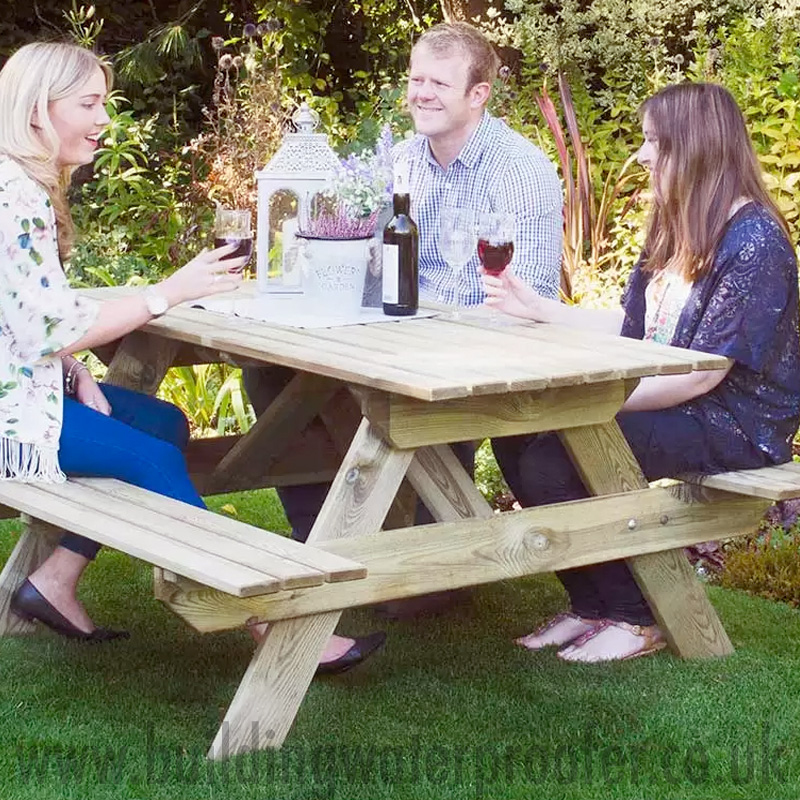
xmin=414 ymin=22 xmax=500 ymax=89
xmin=640 ymin=82 xmax=788 ymax=281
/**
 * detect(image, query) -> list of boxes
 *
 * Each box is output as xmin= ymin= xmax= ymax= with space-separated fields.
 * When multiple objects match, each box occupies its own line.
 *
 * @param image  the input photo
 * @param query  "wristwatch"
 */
xmin=143 ymin=287 xmax=169 ymax=317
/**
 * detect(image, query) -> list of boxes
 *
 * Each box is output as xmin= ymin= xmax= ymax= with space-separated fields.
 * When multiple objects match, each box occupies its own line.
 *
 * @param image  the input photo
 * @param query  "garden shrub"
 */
xmin=475 ymin=440 xmax=513 ymax=510
xmin=718 ymin=525 xmax=800 ymax=607
xmin=694 ymin=17 xmax=800 ymax=235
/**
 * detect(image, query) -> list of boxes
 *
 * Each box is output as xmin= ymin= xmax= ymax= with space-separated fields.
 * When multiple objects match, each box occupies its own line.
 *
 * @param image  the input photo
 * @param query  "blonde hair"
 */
xmin=0 ymin=42 xmax=112 ymax=259
xmin=414 ymin=23 xmax=500 ymax=90
xmin=640 ymin=82 xmax=787 ymax=281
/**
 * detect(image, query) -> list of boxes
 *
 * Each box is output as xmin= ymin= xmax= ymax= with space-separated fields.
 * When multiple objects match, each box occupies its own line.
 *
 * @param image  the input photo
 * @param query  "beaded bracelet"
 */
xmin=63 ymin=360 xmax=88 ymax=395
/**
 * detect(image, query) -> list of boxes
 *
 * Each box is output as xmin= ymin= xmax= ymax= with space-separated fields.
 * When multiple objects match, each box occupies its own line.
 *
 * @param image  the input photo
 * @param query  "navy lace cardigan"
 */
xmin=620 ymin=203 xmax=800 ymax=465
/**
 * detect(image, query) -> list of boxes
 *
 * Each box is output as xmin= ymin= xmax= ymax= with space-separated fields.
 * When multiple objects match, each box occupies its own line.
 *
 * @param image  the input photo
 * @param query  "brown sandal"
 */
xmin=515 ymin=612 xmax=600 ymax=651
xmin=558 ymin=620 xmax=666 ymax=663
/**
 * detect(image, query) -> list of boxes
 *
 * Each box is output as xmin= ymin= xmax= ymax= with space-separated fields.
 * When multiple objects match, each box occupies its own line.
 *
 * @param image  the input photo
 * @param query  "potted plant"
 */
xmin=297 ymin=126 xmax=393 ymax=313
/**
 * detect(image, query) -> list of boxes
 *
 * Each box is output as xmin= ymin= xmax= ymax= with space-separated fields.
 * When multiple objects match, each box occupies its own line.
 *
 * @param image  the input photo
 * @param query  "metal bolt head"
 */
xmin=660 ymin=514 xmax=669 ymax=525
xmin=627 ymin=518 xmax=637 ymax=530
xmin=345 ymin=467 xmax=360 ymax=485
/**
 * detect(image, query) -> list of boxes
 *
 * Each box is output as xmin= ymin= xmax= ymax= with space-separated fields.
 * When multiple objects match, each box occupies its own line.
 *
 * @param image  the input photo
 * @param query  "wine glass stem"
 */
xmin=451 ymin=267 xmax=460 ymax=320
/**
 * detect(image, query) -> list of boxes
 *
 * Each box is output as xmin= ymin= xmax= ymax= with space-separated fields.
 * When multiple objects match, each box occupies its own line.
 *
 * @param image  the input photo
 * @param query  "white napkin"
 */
xmin=187 ymin=294 xmax=436 ymax=329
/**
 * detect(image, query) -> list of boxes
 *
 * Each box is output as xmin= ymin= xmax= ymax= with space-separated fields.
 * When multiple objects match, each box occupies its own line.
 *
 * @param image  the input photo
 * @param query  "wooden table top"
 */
xmin=86 ymin=285 xmax=729 ymax=402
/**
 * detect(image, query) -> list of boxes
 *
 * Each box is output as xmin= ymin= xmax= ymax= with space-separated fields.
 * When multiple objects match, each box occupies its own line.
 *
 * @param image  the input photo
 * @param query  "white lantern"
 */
xmin=255 ymin=102 xmax=339 ymax=292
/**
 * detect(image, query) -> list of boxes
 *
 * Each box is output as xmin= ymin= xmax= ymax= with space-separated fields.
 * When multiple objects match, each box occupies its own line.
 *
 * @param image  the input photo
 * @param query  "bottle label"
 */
xmin=382 ymin=243 xmax=399 ymax=303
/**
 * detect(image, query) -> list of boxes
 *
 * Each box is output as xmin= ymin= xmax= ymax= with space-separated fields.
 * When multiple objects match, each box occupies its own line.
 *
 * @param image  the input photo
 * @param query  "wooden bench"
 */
xmin=680 ymin=460 xmax=800 ymax=501
xmin=0 ymin=476 xmax=369 ymax=757
xmin=1 ymin=458 xmax=799 ymax=759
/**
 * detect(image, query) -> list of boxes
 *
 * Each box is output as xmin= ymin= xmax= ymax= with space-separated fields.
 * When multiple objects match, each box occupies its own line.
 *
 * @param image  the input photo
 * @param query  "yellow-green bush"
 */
xmin=719 ymin=531 xmax=800 ymax=607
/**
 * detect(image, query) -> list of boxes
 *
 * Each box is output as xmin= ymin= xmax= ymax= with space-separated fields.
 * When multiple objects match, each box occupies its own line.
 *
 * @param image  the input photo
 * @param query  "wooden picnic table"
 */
xmin=83 ymin=284 xmax=774 ymax=760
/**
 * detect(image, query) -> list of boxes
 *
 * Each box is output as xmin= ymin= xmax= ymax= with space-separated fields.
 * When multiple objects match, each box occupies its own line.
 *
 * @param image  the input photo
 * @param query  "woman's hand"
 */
xmin=158 ymin=243 xmax=246 ymax=306
xmin=482 ymin=268 xmax=546 ymax=321
xmin=74 ymin=369 xmax=112 ymax=415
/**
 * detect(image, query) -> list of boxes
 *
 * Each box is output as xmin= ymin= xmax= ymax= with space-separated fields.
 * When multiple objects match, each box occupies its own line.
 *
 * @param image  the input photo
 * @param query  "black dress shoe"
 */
xmin=315 ymin=631 xmax=386 ymax=676
xmin=10 ymin=580 xmax=129 ymax=643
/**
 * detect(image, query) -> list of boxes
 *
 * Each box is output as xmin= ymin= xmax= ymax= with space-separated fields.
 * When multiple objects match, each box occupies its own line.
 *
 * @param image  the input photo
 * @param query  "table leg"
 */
xmin=102 ymin=330 xmax=180 ymax=395
xmin=206 ymin=372 xmax=340 ymax=492
xmin=559 ymin=421 xmax=734 ymax=658
xmin=0 ymin=517 xmax=62 ymax=636
xmin=208 ymin=418 xmax=414 ymax=758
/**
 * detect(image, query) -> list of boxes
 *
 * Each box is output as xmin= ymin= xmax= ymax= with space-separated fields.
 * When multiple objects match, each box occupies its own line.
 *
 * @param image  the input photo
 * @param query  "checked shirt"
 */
xmin=394 ymin=112 xmax=563 ymax=306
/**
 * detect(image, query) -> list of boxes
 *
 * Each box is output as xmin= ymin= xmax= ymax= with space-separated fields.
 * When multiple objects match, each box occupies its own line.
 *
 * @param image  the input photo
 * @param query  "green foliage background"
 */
xmin=3 ymin=2 xmax=800 ymax=533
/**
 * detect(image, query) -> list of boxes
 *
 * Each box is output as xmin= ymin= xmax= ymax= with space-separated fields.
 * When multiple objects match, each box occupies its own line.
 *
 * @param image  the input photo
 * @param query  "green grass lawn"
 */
xmin=2 ymin=490 xmax=800 ymax=800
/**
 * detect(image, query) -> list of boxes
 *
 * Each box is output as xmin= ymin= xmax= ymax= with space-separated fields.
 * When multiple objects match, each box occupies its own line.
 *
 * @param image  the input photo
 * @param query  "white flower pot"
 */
xmin=297 ymin=235 xmax=371 ymax=316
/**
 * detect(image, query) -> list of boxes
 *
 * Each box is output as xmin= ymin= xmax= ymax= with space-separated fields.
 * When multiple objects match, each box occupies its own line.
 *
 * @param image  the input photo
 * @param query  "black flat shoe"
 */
xmin=315 ymin=631 xmax=386 ymax=676
xmin=10 ymin=580 xmax=129 ymax=643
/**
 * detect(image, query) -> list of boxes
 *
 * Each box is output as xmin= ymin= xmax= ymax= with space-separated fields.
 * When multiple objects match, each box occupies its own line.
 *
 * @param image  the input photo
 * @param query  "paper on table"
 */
xmin=187 ymin=294 xmax=437 ymax=328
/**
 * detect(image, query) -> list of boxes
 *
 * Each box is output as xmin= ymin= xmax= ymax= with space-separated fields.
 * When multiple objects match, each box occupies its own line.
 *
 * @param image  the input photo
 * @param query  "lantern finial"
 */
xmin=292 ymin=102 xmax=319 ymax=134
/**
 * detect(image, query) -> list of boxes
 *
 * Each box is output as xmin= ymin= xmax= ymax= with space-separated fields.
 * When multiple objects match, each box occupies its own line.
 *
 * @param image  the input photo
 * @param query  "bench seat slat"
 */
xmin=63 ymin=480 xmax=327 ymax=590
xmin=681 ymin=462 xmax=800 ymax=501
xmin=0 ymin=478 xmax=367 ymax=597
xmin=70 ymin=478 xmax=365 ymax=583
xmin=0 ymin=481 xmax=281 ymax=597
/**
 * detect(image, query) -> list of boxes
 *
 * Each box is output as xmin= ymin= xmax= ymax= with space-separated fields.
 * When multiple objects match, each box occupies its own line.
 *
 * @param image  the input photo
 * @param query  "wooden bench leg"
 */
xmin=208 ymin=611 xmax=341 ymax=759
xmin=559 ymin=421 xmax=734 ymax=658
xmin=0 ymin=516 xmax=62 ymax=636
xmin=209 ymin=418 xmax=414 ymax=758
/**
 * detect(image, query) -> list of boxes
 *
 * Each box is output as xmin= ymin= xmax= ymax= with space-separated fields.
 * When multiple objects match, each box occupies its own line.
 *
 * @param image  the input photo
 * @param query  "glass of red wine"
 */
xmin=214 ymin=207 xmax=253 ymax=273
xmin=477 ymin=211 xmax=515 ymax=323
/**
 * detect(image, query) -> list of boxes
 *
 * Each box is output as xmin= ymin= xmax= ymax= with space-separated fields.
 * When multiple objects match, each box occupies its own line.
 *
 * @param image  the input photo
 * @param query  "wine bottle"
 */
xmin=382 ymin=163 xmax=419 ymax=316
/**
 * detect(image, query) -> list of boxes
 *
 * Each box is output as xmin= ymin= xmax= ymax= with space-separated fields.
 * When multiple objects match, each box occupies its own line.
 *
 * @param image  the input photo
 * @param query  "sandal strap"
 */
xmin=533 ymin=611 xmax=580 ymax=636
xmin=566 ymin=619 xmax=610 ymax=648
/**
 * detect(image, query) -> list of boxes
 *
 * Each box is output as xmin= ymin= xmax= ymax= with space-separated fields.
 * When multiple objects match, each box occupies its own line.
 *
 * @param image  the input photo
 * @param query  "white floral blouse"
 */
xmin=0 ymin=158 xmax=99 ymax=481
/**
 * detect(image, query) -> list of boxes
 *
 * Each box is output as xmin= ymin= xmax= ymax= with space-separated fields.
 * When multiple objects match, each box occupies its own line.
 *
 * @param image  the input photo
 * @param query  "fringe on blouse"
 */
xmin=0 ymin=437 xmax=66 ymax=483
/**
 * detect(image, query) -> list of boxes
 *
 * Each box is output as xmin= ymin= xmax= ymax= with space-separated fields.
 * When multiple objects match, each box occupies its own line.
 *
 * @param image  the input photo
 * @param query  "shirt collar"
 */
xmin=422 ymin=111 xmax=492 ymax=170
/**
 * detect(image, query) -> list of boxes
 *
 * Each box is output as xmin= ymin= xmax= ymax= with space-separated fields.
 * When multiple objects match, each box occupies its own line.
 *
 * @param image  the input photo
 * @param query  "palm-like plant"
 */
xmin=535 ymin=73 xmax=644 ymax=301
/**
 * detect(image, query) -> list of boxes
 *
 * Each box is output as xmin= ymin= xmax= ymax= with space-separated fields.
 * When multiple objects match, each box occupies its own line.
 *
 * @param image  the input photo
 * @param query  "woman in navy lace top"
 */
xmin=484 ymin=82 xmax=800 ymax=662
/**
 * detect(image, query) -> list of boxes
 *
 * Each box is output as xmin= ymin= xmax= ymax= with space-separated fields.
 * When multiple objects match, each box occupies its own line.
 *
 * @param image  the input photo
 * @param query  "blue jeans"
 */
xmin=58 ymin=384 xmax=205 ymax=559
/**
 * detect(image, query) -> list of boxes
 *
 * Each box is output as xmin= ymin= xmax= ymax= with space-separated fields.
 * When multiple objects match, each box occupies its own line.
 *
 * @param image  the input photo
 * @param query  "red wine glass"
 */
xmin=214 ymin=208 xmax=253 ymax=273
xmin=477 ymin=211 xmax=515 ymax=322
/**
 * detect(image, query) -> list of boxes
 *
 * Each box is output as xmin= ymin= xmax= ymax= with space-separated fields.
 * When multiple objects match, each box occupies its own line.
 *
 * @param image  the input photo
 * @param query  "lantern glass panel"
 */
xmin=268 ymin=190 xmax=300 ymax=286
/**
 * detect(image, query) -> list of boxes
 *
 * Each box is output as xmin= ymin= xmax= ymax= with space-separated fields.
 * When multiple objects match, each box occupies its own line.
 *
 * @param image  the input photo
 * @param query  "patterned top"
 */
xmin=622 ymin=203 xmax=800 ymax=464
xmin=0 ymin=158 xmax=99 ymax=481
xmin=394 ymin=112 xmax=563 ymax=305
xmin=643 ymin=269 xmax=692 ymax=344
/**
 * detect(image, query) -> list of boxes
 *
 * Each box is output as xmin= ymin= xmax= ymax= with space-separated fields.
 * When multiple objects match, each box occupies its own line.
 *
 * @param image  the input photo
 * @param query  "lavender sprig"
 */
xmin=299 ymin=125 xmax=394 ymax=239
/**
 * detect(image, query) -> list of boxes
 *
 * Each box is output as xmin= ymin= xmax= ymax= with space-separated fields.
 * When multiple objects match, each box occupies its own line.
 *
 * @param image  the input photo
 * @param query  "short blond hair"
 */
xmin=414 ymin=23 xmax=500 ymax=89
xmin=0 ymin=42 xmax=112 ymax=259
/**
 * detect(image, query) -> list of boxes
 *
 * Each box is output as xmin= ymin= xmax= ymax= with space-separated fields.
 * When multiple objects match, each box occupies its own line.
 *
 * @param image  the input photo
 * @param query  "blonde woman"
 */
xmin=484 ymin=83 xmax=800 ymax=662
xmin=0 ymin=42 xmax=386 ymax=673
xmin=0 ymin=42 xmax=245 ymax=640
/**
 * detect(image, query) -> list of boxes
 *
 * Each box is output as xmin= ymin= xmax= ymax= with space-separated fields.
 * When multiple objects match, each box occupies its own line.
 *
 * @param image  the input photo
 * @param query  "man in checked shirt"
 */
xmin=242 ymin=23 xmax=563 ymax=616
xmin=397 ymin=21 xmax=562 ymax=305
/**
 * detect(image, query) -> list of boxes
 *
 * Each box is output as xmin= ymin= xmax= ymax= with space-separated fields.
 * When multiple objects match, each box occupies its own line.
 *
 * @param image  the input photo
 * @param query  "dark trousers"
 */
xmin=242 ymin=366 xmax=475 ymax=541
xmin=492 ymin=406 xmax=769 ymax=625
xmin=58 ymin=384 xmax=204 ymax=560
